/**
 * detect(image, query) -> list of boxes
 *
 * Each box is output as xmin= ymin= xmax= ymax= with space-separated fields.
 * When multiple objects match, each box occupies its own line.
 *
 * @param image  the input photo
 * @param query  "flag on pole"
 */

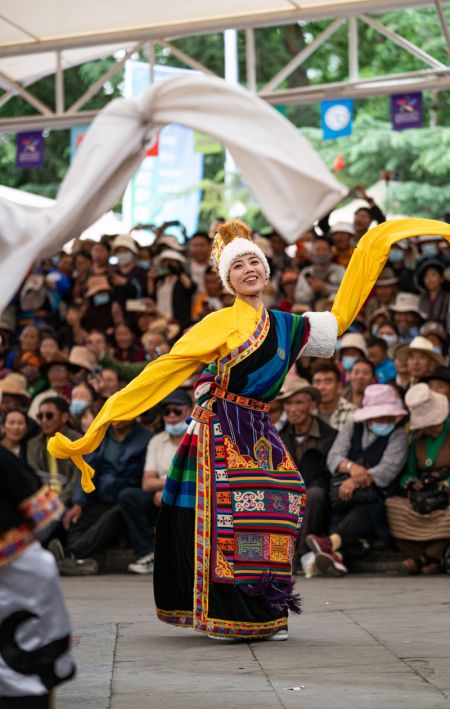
xmin=321 ymin=99 xmax=353 ymax=140
xmin=391 ymin=93 xmax=423 ymax=131
xmin=16 ymin=131 xmax=44 ymax=168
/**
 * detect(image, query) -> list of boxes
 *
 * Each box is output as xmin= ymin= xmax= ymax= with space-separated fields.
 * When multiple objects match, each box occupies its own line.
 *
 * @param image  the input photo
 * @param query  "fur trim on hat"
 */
xmin=300 ymin=311 xmax=338 ymax=358
xmin=219 ymin=238 xmax=271 ymax=294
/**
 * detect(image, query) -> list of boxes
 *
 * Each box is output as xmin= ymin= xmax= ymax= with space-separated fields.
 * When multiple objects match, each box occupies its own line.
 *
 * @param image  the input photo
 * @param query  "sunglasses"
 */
xmin=37 ymin=411 xmax=55 ymax=421
xmin=163 ymin=406 xmax=183 ymax=417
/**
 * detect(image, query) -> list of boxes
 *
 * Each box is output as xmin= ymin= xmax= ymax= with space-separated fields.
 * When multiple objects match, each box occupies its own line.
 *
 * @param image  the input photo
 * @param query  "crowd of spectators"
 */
xmin=1 ymin=193 xmax=450 ymax=578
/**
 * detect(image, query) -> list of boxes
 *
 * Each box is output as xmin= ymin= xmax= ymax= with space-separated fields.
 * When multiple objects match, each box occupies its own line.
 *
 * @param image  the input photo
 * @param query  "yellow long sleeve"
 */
xmin=331 ymin=217 xmax=450 ymax=335
xmin=48 ymin=300 xmax=262 ymax=492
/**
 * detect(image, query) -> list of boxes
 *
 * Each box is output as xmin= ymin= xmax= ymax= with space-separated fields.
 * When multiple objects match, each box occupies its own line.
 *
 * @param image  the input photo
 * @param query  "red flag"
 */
xmin=333 ymin=154 xmax=346 ymax=171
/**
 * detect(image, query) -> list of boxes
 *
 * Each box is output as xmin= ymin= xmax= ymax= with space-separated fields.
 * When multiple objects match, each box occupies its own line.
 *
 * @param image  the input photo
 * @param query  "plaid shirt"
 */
xmin=318 ymin=396 xmax=356 ymax=432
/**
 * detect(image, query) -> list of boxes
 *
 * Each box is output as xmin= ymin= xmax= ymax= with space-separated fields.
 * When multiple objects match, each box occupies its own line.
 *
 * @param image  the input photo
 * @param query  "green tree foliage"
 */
xmin=303 ymin=114 xmax=450 ymax=219
xmin=0 ymin=7 xmax=449 ymax=222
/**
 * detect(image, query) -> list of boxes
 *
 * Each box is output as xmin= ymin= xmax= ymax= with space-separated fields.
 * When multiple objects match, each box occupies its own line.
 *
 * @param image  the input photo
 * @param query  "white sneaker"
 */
xmin=266 ymin=629 xmax=288 ymax=641
xmin=127 ymin=553 xmax=154 ymax=574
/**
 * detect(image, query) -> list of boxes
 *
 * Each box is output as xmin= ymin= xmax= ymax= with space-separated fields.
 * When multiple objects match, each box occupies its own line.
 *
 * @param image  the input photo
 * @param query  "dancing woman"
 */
xmin=153 ymin=221 xmax=338 ymax=640
xmin=49 ymin=217 xmax=450 ymax=640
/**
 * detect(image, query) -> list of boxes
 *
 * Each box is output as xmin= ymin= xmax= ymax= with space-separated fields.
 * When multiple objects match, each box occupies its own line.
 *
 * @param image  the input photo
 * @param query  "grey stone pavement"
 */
xmin=55 ymin=574 xmax=450 ymax=709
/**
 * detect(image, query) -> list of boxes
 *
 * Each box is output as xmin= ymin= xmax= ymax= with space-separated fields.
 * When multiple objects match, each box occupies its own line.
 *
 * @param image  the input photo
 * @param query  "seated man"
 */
xmin=59 ymin=418 xmax=151 ymax=575
xmin=278 ymin=378 xmax=337 ymax=568
xmin=27 ymin=396 xmax=80 ymax=507
xmin=119 ymin=389 xmax=192 ymax=574
xmin=404 ymin=336 xmax=444 ymax=386
xmin=312 ymin=362 xmax=356 ymax=431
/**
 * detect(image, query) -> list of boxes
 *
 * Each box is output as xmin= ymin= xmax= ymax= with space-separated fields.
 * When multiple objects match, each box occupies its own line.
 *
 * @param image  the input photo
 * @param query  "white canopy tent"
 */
xmin=0 ymin=73 xmax=347 ymax=313
xmin=0 ymin=0 xmax=449 ymax=131
xmin=0 ymin=184 xmax=125 ymax=241
xmin=0 ymin=1 xmax=446 ymax=53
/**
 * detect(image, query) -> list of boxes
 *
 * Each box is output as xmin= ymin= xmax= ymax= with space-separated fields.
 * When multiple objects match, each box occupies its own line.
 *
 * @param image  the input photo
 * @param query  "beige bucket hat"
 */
xmin=405 ymin=383 xmax=449 ymax=430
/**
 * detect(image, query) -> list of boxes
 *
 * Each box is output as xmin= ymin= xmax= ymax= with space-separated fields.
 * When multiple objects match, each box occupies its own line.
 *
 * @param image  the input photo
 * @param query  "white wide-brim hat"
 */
xmin=405 ymin=383 xmax=449 ymax=430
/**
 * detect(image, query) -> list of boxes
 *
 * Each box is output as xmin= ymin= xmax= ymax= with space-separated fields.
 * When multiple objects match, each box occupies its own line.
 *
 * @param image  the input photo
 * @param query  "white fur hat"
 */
xmin=218 ymin=238 xmax=270 ymax=294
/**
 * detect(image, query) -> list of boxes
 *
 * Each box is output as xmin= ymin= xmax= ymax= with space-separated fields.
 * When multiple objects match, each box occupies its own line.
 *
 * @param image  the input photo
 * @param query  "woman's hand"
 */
xmin=339 ymin=478 xmax=357 ymax=501
xmin=349 ymin=463 xmax=372 ymax=487
xmin=349 ymin=463 xmax=366 ymax=478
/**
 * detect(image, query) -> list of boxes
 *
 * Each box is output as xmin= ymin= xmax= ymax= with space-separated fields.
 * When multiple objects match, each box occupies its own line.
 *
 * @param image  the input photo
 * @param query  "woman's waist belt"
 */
xmin=210 ymin=383 xmax=270 ymax=413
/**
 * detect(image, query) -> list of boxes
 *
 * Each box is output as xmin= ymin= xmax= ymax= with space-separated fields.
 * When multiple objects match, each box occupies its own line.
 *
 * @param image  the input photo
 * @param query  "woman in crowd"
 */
xmin=113 ymin=321 xmax=145 ymax=363
xmin=49 ymin=219 xmax=339 ymax=641
xmin=386 ymin=383 xmax=450 ymax=574
xmin=343 ymin=359 xmax=376 ymax=408
xmin=415 ymin=260 xmax=450 ymax=328
xmin=307 ymin=384 xmax=408 ymax=576
xmin=0 ymin=408 xmax=30 ymax=461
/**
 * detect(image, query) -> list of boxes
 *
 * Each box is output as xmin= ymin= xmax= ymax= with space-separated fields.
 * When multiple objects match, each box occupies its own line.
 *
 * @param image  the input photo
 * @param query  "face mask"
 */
xmin=380 ymin=333 xmax=398 ymax=347
xmin=314 ymin=254 xmax=332 ymax=265
xmin=70 ymin=399 xmax=89 ymax=416
xmin=342 ymin=355 xmax=357 ymax=372
xmin=388 ymin=250 xmax=404 ymax=264
xmin=371 ymin=324 xmax=379 ymax=336
xmin=421 ymin=244 xmax=439 ymax=258
xmin=137 ymin=259 xmax=150 ymax=270
xmin=93 ymin=293 xmax=111 ymax=307
xmin=433 ymin=345 xmax=443 ymax=354
xmin=369 ymin=422 xmax=395 ymax=437
xmin=165 ymin=421 xmax=189 ymax=436
xmin=116 ymin=252 xmax=134 ymax=267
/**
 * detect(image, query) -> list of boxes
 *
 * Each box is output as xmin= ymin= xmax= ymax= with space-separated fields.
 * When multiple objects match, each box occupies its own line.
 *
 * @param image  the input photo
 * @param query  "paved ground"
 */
xmin=56 ymin=574 xmax=450 ymax=709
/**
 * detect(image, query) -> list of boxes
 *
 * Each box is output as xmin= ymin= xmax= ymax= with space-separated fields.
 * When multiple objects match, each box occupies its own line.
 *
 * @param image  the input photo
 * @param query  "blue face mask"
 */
xmin=371 ymin=324 xmax=379 ymax=336
xmin=137 ymin=259 xmax=150 ymax=270
xmin=165 ymin=421 xmax=189 ymax=436
xmin=369 ymin=422 xmax=395 ymax=437
xmin=342 ymin=355 xmax=357 ymax=372
xmin=69 ymin=399 xmax=89 ymax=416
xmin=93 ymin=293 xmax=110 ymax=307
xmin=421 ymin=244 xmax=439 ymax=258
xmin=388 ymin=250 xmax=404 ymax=264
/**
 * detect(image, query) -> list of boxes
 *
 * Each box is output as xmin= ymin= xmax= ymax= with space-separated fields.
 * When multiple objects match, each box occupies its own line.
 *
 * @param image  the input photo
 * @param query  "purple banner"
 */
xmin=16 ymin=131 xmax=44 ymax=168
xmin=390 ymin=93 xmax=423 ymax=131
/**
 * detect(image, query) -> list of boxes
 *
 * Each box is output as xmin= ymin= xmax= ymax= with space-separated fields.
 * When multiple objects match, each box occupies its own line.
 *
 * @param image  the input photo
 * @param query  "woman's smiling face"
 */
xmin=228 ymin=253 xmax=266 ymax=297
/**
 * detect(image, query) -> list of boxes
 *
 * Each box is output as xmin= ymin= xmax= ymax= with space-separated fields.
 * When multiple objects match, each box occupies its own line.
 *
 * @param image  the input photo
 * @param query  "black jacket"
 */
xmin=280 ymin=416 xmax=337 ymax=488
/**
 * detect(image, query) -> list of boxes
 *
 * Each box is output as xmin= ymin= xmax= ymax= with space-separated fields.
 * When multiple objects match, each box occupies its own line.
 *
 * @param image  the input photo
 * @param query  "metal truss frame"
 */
xmin=0 ymin=0 xmax=449 ymax=132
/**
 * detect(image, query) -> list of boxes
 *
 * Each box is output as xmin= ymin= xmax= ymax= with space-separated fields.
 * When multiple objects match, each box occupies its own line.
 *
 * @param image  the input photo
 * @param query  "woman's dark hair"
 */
xmin=72 ymin=381 xmax=96 ymax=401
xmin=74 ymin=248 xmax=92 ymax=262
xmin=367 ymin=336 xmax=388 ymax=353
xmin=114 ymin=320 xmax=137 ymax=338
xmin=190 ymin=232 xmax=211 ymax=244
xmin=2 ymin=408 xmax=28 ymax=426
xmin=81 ymin=402 xmax=103 ymax=419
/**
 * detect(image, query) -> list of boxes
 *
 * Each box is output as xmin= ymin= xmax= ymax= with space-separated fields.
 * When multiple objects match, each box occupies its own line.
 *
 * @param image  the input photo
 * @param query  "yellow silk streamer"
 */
xmin=49 ymin=218 xmax=450 ymax=492
xmin=331 ymin=217 xmax=450 ymax=336
xmin=47 ymin=299 xmax=262 ymax=492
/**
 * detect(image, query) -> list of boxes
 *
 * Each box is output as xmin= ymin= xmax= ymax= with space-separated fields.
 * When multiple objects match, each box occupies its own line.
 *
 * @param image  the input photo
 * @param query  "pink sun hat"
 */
xmin=353 ymin=384 xmax=407 ymax=422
